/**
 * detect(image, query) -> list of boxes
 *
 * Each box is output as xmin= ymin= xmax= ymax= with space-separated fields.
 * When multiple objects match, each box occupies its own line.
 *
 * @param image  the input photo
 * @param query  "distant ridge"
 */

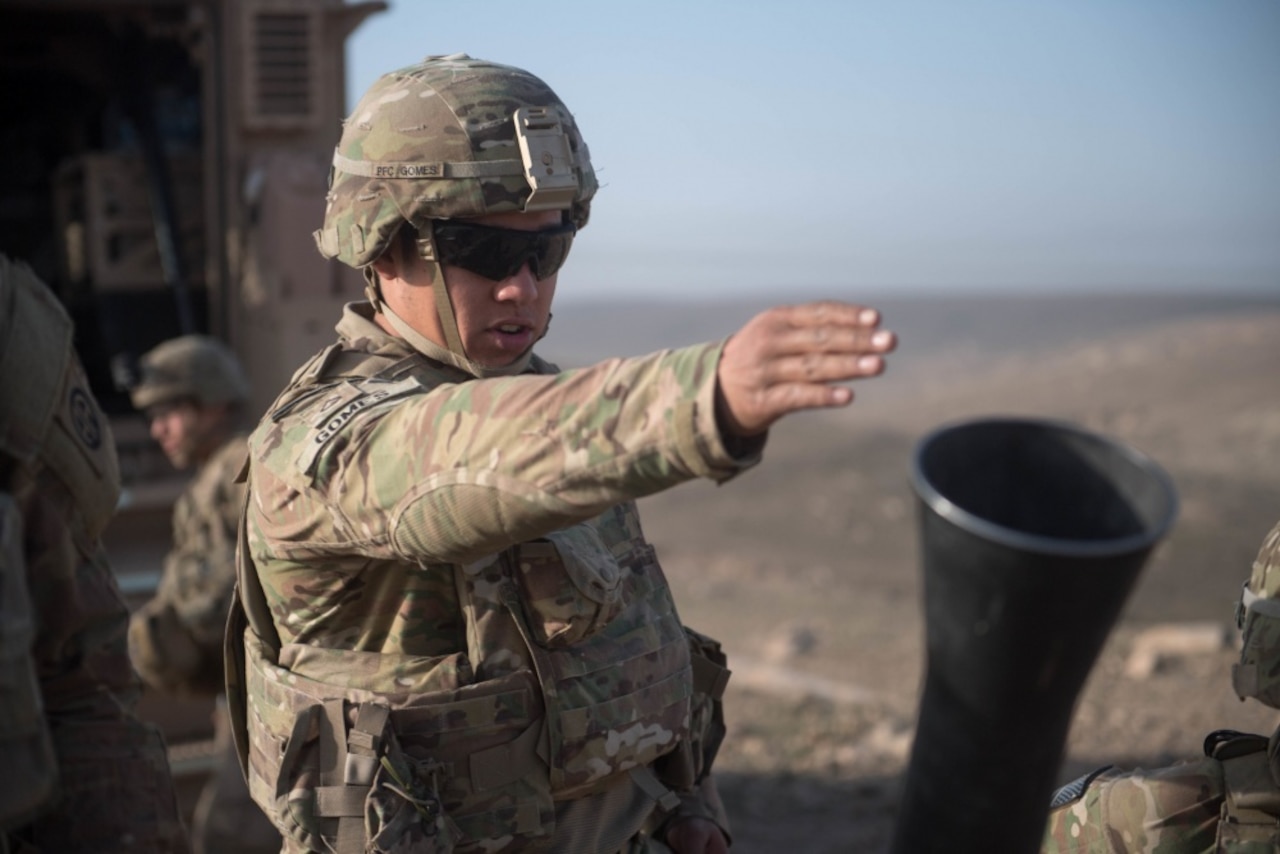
xmin=542 ymin=292 xmax=1280 ymax=370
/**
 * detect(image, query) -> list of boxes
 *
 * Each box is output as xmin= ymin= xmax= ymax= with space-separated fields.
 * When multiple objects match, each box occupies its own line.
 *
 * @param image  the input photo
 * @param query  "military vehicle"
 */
xmin=0 ymin=0 xmax=385 ymax=816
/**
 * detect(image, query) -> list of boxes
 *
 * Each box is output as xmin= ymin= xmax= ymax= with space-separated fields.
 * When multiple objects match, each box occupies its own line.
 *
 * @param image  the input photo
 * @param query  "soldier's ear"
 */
xmin=369 ymin=250 xmax=402 ymax=283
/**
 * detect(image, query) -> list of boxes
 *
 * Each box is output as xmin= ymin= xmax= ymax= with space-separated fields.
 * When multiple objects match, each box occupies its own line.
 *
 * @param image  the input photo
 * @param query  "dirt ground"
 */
xmin=622 ymin=295 xmax=1280 ymax=852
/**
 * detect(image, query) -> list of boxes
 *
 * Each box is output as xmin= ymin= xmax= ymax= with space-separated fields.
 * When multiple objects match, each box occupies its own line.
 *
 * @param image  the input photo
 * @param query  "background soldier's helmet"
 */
xmin=314 ymin=53 xmax=597 ymax=270
xmin=1232 ymin=520 xmax=1280 ymax=708
xmin=129 ymin=335 xmax=249 ymax=410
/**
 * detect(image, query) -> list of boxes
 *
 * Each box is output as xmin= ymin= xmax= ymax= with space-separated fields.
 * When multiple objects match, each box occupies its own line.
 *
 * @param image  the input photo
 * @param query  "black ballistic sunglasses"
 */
xmin=430 ymin=220 xmax=577 ymax=282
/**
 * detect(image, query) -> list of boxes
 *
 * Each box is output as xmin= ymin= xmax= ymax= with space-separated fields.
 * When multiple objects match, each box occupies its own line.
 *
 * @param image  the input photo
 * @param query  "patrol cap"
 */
xmin=130 ymin=335 xmax=249 ymax=410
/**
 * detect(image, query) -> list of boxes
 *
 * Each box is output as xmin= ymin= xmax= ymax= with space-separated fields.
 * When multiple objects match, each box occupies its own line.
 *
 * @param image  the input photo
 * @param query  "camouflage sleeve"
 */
xmin=131 ymin=437 xmax=246 ymax=696
xmin=1041 ymin=759 xmax=1223 ymax=852
xmin=14 ymin=472 xmax=189 ymax=851
xmin=326 ymin=341 xmax=756 ymax=566
xmin=661 ymin=775 xmax=732 ymax=847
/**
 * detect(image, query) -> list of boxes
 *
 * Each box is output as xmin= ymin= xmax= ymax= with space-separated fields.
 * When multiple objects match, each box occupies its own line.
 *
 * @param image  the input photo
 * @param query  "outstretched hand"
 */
xmin=715 ymin=301 xmax=897 ymax=438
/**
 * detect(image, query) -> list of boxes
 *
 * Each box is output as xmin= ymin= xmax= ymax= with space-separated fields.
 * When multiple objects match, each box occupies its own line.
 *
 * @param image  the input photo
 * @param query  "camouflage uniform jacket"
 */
xmin=234 ymin=302 xmax=751 ymax=852
xmin=0 ymin=256 xmax=188 ymax=851
xmin=1043 ymin=520 xmax=1280 ymax=854
xmin=130 ymin=433 xmax=247 ymax=696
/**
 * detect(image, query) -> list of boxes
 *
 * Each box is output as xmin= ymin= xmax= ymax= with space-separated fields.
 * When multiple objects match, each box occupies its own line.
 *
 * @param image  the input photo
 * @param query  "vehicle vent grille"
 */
xmin=246 ymin=9 xmax=316 ymax=128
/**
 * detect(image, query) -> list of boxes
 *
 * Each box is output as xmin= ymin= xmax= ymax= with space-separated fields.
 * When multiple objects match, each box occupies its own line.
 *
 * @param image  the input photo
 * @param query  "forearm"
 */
xmin=128 ymin=548 xmax=236 ymax=694
xmin=154 ymin=543 xmax=238 ymax=648
xmin=349 ymin=342 xmax=761 ymax=564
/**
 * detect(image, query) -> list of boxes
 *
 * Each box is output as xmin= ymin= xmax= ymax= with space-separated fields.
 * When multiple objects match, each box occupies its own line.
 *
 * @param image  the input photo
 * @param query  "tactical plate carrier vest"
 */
xmin=1205 ymin=730 xmax=1280 ymax=851
xmin=227 ymin=343 xmax=728 ymax=853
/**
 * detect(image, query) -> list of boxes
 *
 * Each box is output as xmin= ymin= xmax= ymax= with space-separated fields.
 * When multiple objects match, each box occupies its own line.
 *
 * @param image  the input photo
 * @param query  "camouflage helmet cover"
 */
xmin=1232 ymin=519 xmax=1280 ymax=709
xmin=130 ymin=334 xmax=249 ymax=410
xmin=1247 ymin=520 xmax=1280 ymax=599
xmin=315 ymin=54 xmax=597 ymax=269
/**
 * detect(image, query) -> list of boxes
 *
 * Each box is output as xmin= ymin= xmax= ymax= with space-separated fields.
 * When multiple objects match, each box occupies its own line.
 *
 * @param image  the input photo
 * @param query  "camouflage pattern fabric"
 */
xmin=129 ymin=433 xmax=249 ymax=697
xmin=246 ymin=304 xmax=743 ymax=652
xmin=1247 ymin=522 xmax=1280 ymax=600
xmin=191 ymin=698 xmax=281 ymax=854
xmin=1041 ymin=759 xmax=1224 ymax=853
xmin=314 ymin=54 xmax=597 ymax=270
xmin=1043 ymin=521 xmax=1280 ymax=853
xmin=1233 ymin=520 xmax=1280 ymax=707
xmin=0 ymin=492 xmax=58 ymax=833
xmin=238 ymin=302 xmax=747 ymax=852
xmin=0 ymin=255 xmax=189 ymax=852
xmin=128 ymin=432 xmax=280 ymax=853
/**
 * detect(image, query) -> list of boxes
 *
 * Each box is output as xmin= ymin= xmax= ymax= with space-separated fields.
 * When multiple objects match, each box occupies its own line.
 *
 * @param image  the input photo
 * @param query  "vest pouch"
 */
xmin=1233 ymin=588 xmax=1280 ymax=708
xmin=365 ymin=725 xmax=462 ymax=854
xmin=244 ymin=633 xmax=555 ymax=852
xmin=517 ymin=570 xmax=695 ymax=798
xmin=1207 ymin=729 xmax=1280 ymax=851
xmin=392 ymin=689 xmax=554 ymax=848
xmin=654 ymin=627 xmax=731 ymax=791
xmin=516 ymin=523 xmax=623 ymax=647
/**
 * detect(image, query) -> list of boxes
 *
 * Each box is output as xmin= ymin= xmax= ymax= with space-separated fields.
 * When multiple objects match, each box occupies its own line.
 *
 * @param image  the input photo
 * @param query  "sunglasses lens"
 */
xmin=528 ymin=230 xmax=574 ymax=280
xmin=432 ymin=222 xmax=575 ymax=281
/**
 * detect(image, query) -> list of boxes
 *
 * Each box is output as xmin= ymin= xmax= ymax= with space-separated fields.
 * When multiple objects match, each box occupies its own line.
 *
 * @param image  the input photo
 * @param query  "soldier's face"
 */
xmin=145 ymin=400 xmax=228 ymax=470
xmin=402 ymin=209 xmax=564 ymax=368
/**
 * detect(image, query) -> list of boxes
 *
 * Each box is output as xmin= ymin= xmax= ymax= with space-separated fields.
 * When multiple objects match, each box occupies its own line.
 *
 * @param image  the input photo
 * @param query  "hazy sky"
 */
xmin=346 ymin=1 xmax=1280 ymax=300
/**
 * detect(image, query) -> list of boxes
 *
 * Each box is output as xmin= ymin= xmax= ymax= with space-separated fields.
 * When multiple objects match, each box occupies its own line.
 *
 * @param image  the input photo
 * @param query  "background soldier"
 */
xmin=1042 ymin=518 xmax=1280 ymax=852
xmin=127 ymin=335 xmax=280 ymax=853
xmin=227 ymin=54 xmax=896 ymax=853
xmin=0 ymin=254 xmax=189 ymax=852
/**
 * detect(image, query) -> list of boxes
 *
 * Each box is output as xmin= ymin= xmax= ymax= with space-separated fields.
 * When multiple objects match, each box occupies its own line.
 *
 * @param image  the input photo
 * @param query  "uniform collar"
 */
xmin=336 ymin=301 xmax=537 ymax=379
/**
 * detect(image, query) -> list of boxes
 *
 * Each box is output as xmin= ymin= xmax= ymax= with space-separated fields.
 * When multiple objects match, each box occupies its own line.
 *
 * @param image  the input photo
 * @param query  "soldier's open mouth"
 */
xmin=489 ymin=324 xmax=535 ymax=351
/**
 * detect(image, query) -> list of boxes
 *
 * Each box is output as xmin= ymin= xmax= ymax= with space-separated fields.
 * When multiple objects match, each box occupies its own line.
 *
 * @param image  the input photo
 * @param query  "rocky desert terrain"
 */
xmin=549 ymin=291 xmax=1280 ymax=853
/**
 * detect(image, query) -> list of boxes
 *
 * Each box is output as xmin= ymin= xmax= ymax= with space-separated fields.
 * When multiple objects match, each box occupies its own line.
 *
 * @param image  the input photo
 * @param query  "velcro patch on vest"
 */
xmin=294 ymin=376 xmax=423 ymax=477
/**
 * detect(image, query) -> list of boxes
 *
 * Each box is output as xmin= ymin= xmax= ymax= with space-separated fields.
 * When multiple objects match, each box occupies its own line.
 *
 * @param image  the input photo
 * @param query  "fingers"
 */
xmin=765 ymin=325 xmax=896 ymax=364
xmin=715 ymin=299 xmax=898 ymax=437
xmin=755 ymin=347 xmax=890 ymax=386
xmin=752 ymin=302 xmax=896 ymax=357
xmin=759 ymin=376 xmax=856 ymax=412
xmin=776 ymin=300 xmax=882 ymax=328
xmin=773 ymin=300 xmax=886 ymax=336
xmin=743 ymin=302 xmax=896 ymax=385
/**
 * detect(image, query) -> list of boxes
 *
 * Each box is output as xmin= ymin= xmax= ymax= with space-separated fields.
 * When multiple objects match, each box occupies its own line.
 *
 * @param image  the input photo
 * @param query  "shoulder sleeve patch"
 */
xmin=41 ymin=359 xmax=121 ymax=540
xmin=293 ymin=376 xmax=423 ymax=478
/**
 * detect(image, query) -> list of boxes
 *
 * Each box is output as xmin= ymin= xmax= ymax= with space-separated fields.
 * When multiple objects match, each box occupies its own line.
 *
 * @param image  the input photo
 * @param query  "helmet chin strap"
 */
xmin=362 ymin=264 xmax=535 ymax=379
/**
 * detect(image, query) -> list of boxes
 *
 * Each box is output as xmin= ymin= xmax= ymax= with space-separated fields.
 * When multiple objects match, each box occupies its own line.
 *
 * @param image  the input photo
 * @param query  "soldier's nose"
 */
xmin=495 ymin=263 xmax=538 ymax=302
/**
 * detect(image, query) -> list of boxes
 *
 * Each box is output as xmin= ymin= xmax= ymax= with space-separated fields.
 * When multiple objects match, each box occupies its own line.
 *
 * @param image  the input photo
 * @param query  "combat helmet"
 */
xmin=314 ymin=54 xmax=597 ymax=376
xmin=129 ymin=335 xmax=249 ymax=411
xmin=1232 ymin=519 xmax=1280 ymax=708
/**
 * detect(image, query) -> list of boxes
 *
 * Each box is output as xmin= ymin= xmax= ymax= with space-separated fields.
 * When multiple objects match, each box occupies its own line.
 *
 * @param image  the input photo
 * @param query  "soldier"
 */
xmin=227 ymin=54 xmax=898 ymax=853
xmin=0 ymin=254 xmax=189 ymax=852
xmin=127 ymin=335 xmax=280 ymax=853
xmin=1042 ymin=519 xmax=1280 ymax=852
